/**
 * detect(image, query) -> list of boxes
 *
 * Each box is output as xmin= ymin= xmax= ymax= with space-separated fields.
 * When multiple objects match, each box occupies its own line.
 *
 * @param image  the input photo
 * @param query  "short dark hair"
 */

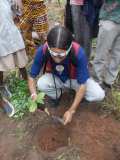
xmin=47 ymin=26 xmax=73 ymax=50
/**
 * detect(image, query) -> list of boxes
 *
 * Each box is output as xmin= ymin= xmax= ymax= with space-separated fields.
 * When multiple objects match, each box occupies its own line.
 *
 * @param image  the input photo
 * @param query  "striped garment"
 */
xmin=70 ymin=0 xmax=84 ymax=5
xmin=23 ymin=0 xmax=44 ymax=3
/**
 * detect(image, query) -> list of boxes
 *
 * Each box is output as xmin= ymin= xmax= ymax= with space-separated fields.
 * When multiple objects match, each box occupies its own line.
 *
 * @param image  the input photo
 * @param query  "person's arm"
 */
xmin=28 ymin=76 xmax=37 ymax=101
xmin=28 ymin=46 xmax=44 ymax=100
xmin=63 ymin=47 xmax=89 ymax=125
xmin=63 ymin=84 xmax=86 ymax=125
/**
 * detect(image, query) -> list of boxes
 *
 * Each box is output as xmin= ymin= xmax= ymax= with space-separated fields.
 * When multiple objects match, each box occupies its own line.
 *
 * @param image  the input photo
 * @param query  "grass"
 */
xmin=102 ymin=74 xmax=120 ymax=119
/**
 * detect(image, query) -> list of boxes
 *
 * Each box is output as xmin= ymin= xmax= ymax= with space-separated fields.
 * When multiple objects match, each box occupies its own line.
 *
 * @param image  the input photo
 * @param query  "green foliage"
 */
xmin=28 ymin=98 xmax=37 ymax=113
xmin=102 ymin=89 xmax=120 ymax=115
xmin=0 ymin=93 xmax=2 ymax=100
xmin=112 ymin=90 xmax=120 ymax=111
xmin=6 ymin=72 xmax=45 ymax=118
xmin=36 ymin=92 xmax=45 ymax=104
xmin=28 ymin=92 xmax=45 ymax=113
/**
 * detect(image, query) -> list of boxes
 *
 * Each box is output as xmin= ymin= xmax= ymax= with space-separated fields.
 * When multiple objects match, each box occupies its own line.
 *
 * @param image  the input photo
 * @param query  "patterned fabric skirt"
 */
xmin=19 ymin=1 xmax=48 ymax=35
xmin=18 ymin=1 xmax=49 ymax=56
xmin=0 ymin=49 xmax=28 ymax=71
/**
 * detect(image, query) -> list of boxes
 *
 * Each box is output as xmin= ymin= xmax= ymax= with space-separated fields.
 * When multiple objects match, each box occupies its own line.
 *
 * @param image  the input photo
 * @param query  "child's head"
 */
xmin=47 ymin=26 xmax=73 ymax=63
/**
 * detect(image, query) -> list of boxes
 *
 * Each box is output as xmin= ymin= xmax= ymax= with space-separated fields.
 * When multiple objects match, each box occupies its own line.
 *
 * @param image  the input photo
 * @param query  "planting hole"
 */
xmin=36 ymin=124 xmax=69 ymax=152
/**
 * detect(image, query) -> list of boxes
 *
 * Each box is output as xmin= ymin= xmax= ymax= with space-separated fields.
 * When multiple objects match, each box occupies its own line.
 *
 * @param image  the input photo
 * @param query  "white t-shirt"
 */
xmin=0 ymin=0 xmax=25 ymax=57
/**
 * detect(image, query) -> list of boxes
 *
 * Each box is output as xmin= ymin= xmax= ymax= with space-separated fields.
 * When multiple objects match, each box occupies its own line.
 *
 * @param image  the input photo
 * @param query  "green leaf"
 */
xmin=6 ymin=72 xmax=46 ymax=118
xmin=36 ymin=92 xmax=45 ymax=104
xmin=29 ymin=101 xmax=37 ymax=113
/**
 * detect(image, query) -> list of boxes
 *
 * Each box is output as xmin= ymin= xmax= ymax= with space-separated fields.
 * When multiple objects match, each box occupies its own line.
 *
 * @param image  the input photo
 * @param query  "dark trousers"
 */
xmin=71 ymin=5 xmax=92 ymax=59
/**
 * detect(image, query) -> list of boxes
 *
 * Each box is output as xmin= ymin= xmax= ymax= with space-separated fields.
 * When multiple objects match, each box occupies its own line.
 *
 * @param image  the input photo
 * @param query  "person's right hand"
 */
xmin=63 ymin=110 xmax=73 ymax=125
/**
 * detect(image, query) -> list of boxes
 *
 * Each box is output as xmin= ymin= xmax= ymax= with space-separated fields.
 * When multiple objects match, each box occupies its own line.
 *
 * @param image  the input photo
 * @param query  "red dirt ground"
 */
xmin=36 ymin=124 xmax=69 ymax=152
xmin=0 ymin=93 xmax=120 ymax=160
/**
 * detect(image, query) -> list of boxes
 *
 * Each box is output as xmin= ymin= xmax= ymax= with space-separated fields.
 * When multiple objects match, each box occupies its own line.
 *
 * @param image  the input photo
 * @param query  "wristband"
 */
xmin=31 ymin=93 xmax=37 ymax=98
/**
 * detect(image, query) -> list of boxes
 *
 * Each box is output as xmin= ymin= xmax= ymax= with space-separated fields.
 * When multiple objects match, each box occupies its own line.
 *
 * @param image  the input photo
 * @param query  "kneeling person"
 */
xmin=28 ymin=26 xmax=105 ymax=125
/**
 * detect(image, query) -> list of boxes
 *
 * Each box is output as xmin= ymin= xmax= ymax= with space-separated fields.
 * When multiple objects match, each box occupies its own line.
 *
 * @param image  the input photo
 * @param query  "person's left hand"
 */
xmin=63 ymin=110 xmax=75 ymax=125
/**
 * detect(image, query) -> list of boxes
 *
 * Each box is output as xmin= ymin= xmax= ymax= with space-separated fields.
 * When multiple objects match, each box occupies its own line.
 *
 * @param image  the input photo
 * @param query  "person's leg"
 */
xmin=0 ymin=71 xmax=12 ymax=97
xmin=82 ymin=14 xmax=92 ymax=59
xmin=64 ymin=0 xmax=73 ymax=33
xmin=71 ymin=5 xmax=91 ymax=58
xmin=104 ymin=33 xmax=120 ymax=85
xmin=37 ymin=73 xmax=64 ymax=100
xmin=0 ymin=97 xmax=15 ymax=117
xmin=71 ymin=5 xmax=83 ymax=44
xmin=93 ymin=20 xmax=118 ymax=83
xmin=14 ymin=49 xmax=28 ymax=80
xmin=0 ymin=72 xmax=14 ymax=117
xmin=64 ymin=79 xmax=79 ymax=90
xmin=0 ymin=71 xmax=3 ymax=85
xmin=64 ymin=78 xmax=105 ymax=102
xmin=84 ymin=78 xmax=105 ymax=102
xmin=19 ymin=67 xmax=28 ymax=80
